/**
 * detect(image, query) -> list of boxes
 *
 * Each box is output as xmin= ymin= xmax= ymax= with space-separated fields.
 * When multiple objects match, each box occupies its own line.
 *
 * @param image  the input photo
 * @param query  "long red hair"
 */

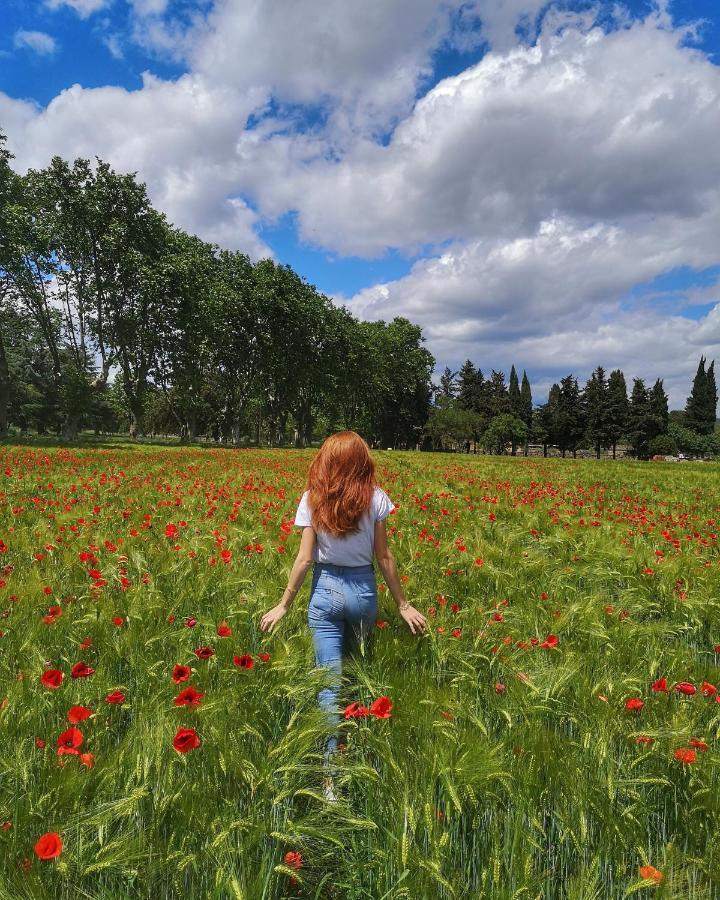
xmin=305 ymin=431 xmax=376 ymax=537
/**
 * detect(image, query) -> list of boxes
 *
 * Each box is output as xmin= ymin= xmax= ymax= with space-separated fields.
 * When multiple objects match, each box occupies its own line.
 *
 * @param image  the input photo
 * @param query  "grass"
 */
xmin=0 ymin=444 xmax=718 ymax=898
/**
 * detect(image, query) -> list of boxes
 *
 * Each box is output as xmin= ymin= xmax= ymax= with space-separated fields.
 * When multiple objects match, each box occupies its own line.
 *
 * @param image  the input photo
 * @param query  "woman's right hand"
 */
xmin=259 ymin=603 xmax=289 ymax=633
xmin=399 ymin=604 xmax=427 ymax=635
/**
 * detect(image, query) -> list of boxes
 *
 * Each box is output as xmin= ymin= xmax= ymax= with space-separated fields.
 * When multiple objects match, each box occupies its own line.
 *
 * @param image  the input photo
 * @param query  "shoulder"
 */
xmin=372 ymin=486 xmax=394 ymax=520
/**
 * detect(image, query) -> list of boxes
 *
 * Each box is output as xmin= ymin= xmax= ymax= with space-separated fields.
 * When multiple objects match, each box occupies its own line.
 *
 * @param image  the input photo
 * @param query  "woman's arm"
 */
xmin=259 ymin=526 xmax=316 ymax=633
xmin=374 ymin=519 xmax=427 ymax=635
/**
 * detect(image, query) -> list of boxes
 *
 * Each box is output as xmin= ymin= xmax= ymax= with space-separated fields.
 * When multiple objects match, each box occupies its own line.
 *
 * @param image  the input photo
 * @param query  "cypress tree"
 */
xmin=520 ymin=371 xmax=533 ymax=455
xmin=457 ymin=360 xmax=477 ymax=411
xmin=628 ymin=378 xmax=650 ymax=458
xmin=705 ymin=360 xmax=718 ymax=433
xmin=584 ymin=366 xmax=608 ymax=459
xmin=556 ymin=375 xmax=585 ymax=458
xmin=508 ymin=365 xmax=521 ymax=455
xmin=539 ymin=383 xmax=561 ymax=457
xmin=685 ymin=357 xmax=709 ymax=434
xmin=648 ymin=378 xmax=669 ymax=442
xmin=606 ymin=369 xmax=629 ymax=459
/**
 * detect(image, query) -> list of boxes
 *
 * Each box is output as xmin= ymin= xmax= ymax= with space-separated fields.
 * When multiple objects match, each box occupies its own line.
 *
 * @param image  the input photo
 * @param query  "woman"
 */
xmin=259 ymin=431 xmax=426 ymax=799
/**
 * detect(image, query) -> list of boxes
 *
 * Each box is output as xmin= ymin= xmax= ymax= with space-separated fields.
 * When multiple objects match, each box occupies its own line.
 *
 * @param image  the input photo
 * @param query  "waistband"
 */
xmin=313 ymin=562 xmax=375 ymax=575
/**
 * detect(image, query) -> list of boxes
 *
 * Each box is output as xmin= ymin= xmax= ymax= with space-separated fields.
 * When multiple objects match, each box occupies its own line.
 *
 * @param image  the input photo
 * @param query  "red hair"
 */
xmin=305 ymin=431 xmax=376 ymax=537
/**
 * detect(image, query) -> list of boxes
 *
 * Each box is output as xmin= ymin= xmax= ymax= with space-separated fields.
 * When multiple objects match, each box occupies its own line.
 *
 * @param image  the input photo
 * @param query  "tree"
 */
xmin=436 ymin=366 xmax=459 ymax=406
xmin=538 ymin=383 xmax=561 ymax=457
xmin=423 ymin=406 xmax=484 ymax=452
xmin=647 ymin=378 xmax=669 ymax=443
xmin=556 ymin=375 xmax=585 ymax=457
xmin=685 ymin=357 xmax=712 ymax=435
xmin=480 ymin=414 xmax=528 ymax=455
xmin=584 ymin=366 xmax=609 ymax=458
xmin=508 ymin=365 xmax=522 ymax=455
xmin=0 ymin=131 xmax=17 ymax=436
xmin=627 ymin=378 xmax=652 ymax=459
xmin=605 ymin=369 xmax=629 ymax=459
xmin=519 ymin=371 xmax=533 ymax=455
xmin=706 ymin=360 xmax=718 ymax=432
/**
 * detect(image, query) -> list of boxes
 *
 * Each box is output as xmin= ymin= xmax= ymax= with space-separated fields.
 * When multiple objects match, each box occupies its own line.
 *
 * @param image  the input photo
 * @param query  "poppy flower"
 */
xmin=701 ymin=681 xmax=717 ymax=697
xmin=233 ymin=655 xmax=254 ymax=669
xmin=105 ymin=690 xmax=126 ymax=705
xmin=216 ymin=622 xmax=232 ymax=637
xmin=689 ymin=737 xmax=709 ymax=751
xmin=369 ymin=696 xmax=393 ymax=719
xmin=636 ymin=735 xmax=654 ymax=745
xmin=674 ymin=747 xmax=696 ymax=764
xmin=257 ymin=652 xmax=271 ymax=663
xmin=625 ymin=697 xmax=644 ymax=711
xmin=344 ymin=701 xmax=369 ymax=719
xmin=35 ymin=738 xmax=46 ymax=749
xmin=674 ymin=682 xmax=696 ymax=696
xmin=67 ymin=705 xmax=92 ymax=724
xmin=184 ymin=617 xmax=197 ymax=628
xmin=540 ymin=634 xmax=558 ymax=649
xmin=650 ymin=678 xmax=667 ymax=693
xmin=284 ymin=851 xmax=303 ymax=870
xmin=172 ymin=664 xmax=191 ymax=684
xmin=40 ymin=669 xmax=63 ymax=689
xmin=112 ymin=616 xmax=124 ymax=626
xmin=70 ymin=662 xmax=95 ymax=679
xmin=193 ymin=647 xmax=214 ymax=660
xmin=495 ymin=683 xmax=506 ymax=694
xmin=174 ymin=686 xmax=205 ymax=707
xmin=639 ymin=866 xmax=664 ymax=884
xmin=57 ymin=726 xmax=83 ymax=756
xmin=33 ymin=832 xmax=62 ymax=860
xmin=451 ymin=628 xmax=462 ymax=638
xmin=173 ymin=726 xmax=201 ymax=753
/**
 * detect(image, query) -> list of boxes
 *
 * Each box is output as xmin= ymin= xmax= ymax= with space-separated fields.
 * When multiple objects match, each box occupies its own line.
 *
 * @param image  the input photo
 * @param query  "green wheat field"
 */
xmin=1 ymin=443 xmax=719 ymax=899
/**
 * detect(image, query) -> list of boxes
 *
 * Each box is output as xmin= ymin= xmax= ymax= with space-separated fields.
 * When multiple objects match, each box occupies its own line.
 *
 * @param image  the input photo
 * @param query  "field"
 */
xmin=1 ymin=443 xmax=719 ymax=899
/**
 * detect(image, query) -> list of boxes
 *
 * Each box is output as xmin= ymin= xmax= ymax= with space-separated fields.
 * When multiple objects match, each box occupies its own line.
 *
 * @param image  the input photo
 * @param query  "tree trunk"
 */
xmin=612 ymin=442 xmax=617 ymax=459
xmin=543 ymin=443 xmax=548 ymax=458
xmin=62 ymin=414 xmax=79 ymax=442
xmin=0 ymin=326 xmax=9 ymax=438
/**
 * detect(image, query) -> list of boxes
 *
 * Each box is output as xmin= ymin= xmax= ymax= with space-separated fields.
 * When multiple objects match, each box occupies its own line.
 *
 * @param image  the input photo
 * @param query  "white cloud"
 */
xmin=44 ymin=0 xmax=111 ymax=17
xmin=102 ymin=33 xmax=124 ymax=60
xmin=13 ymin=30 xmax=58 ymax=56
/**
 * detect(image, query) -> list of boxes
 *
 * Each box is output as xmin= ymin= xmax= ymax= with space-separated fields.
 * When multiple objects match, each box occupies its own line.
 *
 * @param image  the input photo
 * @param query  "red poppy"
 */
xmin=625 ymin=697 xmax=644 ymax=711
xmin=80 ymin=752 xmax=95 ymax=768
xmin=193 ymin=647 xmax=214 ymax=660
xmin=165 ymin=523 xmax=178 ymax=539
xmin=233 ymin=654 xmax=254 ymax=669
xmin=112 ymin=616 xmax=124 ymax=626
xmin=636 ymin=735 xmax=654 ymax=745
xmin=105 ymin=690 xmax=126 ymax=705
xmin=174 ymin=686 xmax=205 ymax=707
xmin=369 ymin=696 xmax=393 ymax=719
xmin=451 ymin=628 xmax=462 ymax=638
xmin=689 ymin=737 xmax=709 ymax=751
xmin=701 ymin=681 xmax=717 ymax=697
xmin=172 ymin=664 xmax=191 ymax=684
xmin=40 ymin=669 xmax=63 ymax=689
xmin=674 ymin=682 xmax=696 ymax=696
xmin=67 ymin=705 xmax=92 ymax=724
xmin=70 ymin=662 xmax=95 ymax=679
xmin=650 ymin=678 xmax=668 ymax=693
xmin=257 ymin=652 xmax=271 ymax=663
xmin=344 ymin=701 xmax=369 ymax=719
xmin=57 ymin=726 xmax=83 ymax=756
xmin=216 ymin=622 xmax=232 ymax=637
xmin=639 ymin=866 xmax=664 ymax=885
xmin=540 ymin=634 xmax=558 ymax=649
xmin=173 ymin=726 xmax=201 ymax=753
xmin=35 ymin=738 xmax=46 ymax=749
xmin=495 ymin=683 xmax=506 ymax=694
xmin=674 ymin=747 xmax=696 ymax=764
xmin=184 ymin=617 xmax=197 ymax=628
xmin=33 ymin=832 xmax=62 ymax=860
xmin=284 ymin=850 xmax=303 ymax=870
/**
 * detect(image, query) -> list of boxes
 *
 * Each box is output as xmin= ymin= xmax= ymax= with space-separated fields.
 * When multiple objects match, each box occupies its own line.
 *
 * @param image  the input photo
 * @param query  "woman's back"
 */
xmin=294 ymin=485 xmax=393 ymax=566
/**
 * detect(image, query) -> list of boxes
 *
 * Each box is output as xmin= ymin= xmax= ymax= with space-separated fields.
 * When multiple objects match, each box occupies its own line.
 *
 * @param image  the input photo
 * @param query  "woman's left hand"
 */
xmin=259 ymin=603 xmax=288 ymax=633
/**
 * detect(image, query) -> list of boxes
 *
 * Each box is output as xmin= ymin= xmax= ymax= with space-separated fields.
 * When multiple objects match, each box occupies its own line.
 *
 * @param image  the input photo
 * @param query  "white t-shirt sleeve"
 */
xmin=294 ymin=491 xmax=312 ymax=527
xmin=374 ymin=488 xmax=394 ymax=522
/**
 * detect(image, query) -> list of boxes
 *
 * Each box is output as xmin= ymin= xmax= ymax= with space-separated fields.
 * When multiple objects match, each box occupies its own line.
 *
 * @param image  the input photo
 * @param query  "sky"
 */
xmin=1 ymin=0 xmax=719 ymax=408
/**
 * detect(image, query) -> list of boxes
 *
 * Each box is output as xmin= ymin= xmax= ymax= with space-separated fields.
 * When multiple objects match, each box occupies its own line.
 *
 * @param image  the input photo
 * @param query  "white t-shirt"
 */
xmin=294 ymin=485 xmax=394 ymax=566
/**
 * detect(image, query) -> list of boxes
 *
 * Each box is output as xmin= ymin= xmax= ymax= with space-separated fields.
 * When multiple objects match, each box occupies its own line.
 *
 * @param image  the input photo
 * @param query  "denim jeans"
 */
xmin=307 ymin=561 xmax=378 ymax=760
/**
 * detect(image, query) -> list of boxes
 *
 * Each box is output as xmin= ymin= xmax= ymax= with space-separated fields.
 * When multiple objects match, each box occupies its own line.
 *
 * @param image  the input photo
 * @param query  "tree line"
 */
xmin=426 ymin=359 xmax=718 ymax=459
xmin=0 ymin=133 xmax=434 ymax=447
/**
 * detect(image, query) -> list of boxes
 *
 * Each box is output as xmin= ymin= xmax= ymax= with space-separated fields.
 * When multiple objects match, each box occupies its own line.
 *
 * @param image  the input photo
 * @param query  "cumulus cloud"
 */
xmin=2 ymin=1 xmax=720 ymax=405
xmin=13 ymin=30 xmax=58 ymax=56
xmin=44 ymin=0 xmax=111 ymax=17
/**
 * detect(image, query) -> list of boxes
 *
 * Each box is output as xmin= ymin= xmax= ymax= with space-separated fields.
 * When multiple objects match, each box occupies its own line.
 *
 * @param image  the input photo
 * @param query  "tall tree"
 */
xmin=705 ymin=360 xmax=718 ymax=433
xmin=628 ymin=378 xmax=652 ymax=459
xmin=507 ymin=365 xmax=522 ymax=455
xmin=538 ymin=383 xmax=561 ymax=457
xmin=556 ymin=375 xmax=585 ymax=457
xmin=584 ymin=366 xmax=609 ymax=458
xmin=648 ymin=378 xmax=669 ymax=443
xmin=605 ymin=369 xmax=629 ymax=459
xmin=0 ymin=131 xmax=17 ymax=436
xmin=519 ymin=370 xmax=533 ymax=455
xmin=685 ymin=357 xmax=710 ymax=435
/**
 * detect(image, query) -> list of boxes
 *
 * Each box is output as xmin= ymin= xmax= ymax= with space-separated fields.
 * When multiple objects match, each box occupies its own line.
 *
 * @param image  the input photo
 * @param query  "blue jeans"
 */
xmin=307 ymin=562 xmax=378 ymax=761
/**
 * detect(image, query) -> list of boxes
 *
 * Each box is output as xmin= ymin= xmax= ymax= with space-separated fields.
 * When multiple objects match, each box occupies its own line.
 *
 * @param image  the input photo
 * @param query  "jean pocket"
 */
xmin=309 ymin=589 xmax=344 ymax=619
xmin=356 ymin=589 xmax=378 ymax=613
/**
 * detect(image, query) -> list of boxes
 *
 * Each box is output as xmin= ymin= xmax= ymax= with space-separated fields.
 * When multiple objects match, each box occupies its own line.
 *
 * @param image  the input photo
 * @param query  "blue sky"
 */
xmin=2 ymin=0 xmax=719 ymax=405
